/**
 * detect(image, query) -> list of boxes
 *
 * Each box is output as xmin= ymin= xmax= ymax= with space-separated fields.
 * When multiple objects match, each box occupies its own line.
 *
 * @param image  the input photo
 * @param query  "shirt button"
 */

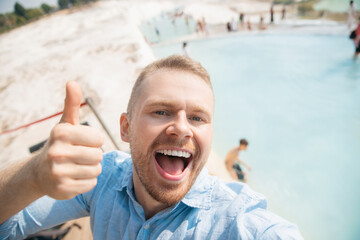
xmin=144 ymin=224 xmax=150 ymax=229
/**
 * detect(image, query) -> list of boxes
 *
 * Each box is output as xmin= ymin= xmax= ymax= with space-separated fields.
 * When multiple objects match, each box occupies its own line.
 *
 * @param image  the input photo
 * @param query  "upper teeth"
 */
xmin=157 ymin=149 xmax=191 ymax=158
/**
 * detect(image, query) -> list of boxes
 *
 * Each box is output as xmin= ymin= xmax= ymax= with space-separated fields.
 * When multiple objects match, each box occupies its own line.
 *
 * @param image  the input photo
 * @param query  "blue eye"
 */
xmin=155 ymin=111 xmax=166 ymax=116
xmin=191 ymin=116 xmax=202 ymax=122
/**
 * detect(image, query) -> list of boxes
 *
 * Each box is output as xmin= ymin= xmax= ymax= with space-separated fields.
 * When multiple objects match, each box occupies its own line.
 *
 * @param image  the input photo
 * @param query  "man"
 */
xmin=239 ymin=12 xmax=244 ymax=27
xmin=348 ymin=1 xmax=357 ymax=30
xmin=225 ymin=139 xmax=251 ymax=182
xmin=270 ymin=4 xmax=274 ymax=24
xmin=182 ymin=42 xmax=190 ymax=58
xmin=353 ymin=17 xmax=360 ymax=58
xmin=0 ymin=55 xmax=303 ymax=239
xmin=281 ymin=5 xmax=286 ymax=20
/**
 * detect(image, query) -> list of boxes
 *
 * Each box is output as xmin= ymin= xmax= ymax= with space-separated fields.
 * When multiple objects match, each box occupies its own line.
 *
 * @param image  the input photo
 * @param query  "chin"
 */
xmin=130 ymin=137 xmax=209 ymax=206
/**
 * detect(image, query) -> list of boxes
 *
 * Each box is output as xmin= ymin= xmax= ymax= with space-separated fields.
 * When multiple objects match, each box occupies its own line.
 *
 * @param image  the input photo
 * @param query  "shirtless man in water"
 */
xmin=225 ymin=139 xmax=251 ymax=182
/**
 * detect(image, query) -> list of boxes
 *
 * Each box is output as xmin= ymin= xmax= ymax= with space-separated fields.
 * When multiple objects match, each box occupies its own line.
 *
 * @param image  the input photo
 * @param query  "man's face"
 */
xmin=123 ymin=69 xmax=214 ymax=206
xmin=239 ymin=144 xmax=248 ymax=151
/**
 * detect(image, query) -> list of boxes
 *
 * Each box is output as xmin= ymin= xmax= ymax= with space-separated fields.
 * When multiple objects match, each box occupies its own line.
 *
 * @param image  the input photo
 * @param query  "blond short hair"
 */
xmin=127 ymin=55 xmax=212 ymax=118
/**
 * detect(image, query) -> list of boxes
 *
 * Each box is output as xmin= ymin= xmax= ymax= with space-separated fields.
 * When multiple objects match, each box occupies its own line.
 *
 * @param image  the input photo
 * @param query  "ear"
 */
xmin=120 ymin=113 xmax=130 ymax=142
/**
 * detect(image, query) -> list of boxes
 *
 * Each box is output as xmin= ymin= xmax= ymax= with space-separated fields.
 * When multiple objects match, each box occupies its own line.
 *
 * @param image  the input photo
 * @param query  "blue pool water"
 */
xmin=152 ymin=34 xmax=360 ymax=240
xmin=140 ymin=14 xmax=196 ymax=44
xmin=315 ymin=0 xmax=360 ymax=13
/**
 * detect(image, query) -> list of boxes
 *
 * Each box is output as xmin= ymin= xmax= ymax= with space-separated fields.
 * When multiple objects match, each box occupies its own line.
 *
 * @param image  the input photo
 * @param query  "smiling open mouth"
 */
xmin=154 ymin=149 xmax=192 ymax=178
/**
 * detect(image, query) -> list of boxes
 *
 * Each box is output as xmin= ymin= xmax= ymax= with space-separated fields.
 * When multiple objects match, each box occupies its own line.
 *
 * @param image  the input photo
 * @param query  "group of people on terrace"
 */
xmin=227 ymin=4 xmax=287 ymax=32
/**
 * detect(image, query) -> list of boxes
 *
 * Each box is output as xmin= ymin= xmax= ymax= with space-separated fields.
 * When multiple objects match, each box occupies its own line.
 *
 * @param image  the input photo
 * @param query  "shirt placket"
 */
xmin=135 ymin=203 xmax=180 ymax=240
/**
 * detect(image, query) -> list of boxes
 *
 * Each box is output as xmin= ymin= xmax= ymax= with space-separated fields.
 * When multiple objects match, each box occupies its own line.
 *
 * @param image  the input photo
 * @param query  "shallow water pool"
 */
xmin=140 ymin=14 xmax=196 ymax=44
xmin=315 ymin=0 xmax=360 ymax=13
xmin=152 ymin=33 xmax=360 ymax=240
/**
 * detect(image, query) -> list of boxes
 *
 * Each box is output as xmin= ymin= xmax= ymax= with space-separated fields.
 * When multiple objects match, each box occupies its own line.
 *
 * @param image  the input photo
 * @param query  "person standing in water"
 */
xmin=239 ymin=12 xmax=244 ymax=27
xmin=154 ymin=26 xmax=160 ymax=42
xmin=225 ymin=139 xmax=252 ymax=182
xmin=270 ymin=3 xmax=274 ymax=24
xmin=348 ymin=1 xmax=357 ymax=30
xmin=353 ymin=17 xmax=360 ymax=58
xmin=282 ymin=5 xmax=286 ymax=20
xmin=182 ymin=42 xmax=190 ymax=58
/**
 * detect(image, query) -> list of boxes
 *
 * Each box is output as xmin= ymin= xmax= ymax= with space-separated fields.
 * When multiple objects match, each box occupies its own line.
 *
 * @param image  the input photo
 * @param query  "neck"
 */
xmin=133 ymin=170 xmax=168 ymax=220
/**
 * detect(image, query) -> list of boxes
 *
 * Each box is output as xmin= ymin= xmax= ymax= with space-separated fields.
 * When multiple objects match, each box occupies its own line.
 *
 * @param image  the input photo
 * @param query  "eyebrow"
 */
xmin=144 ymin=100 xmax=176 ymax=109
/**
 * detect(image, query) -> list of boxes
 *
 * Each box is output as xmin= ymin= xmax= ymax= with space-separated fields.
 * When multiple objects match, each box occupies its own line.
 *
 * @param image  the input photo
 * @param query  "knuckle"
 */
xmin=98 ymin=132 xmax=105 ymax=145
xmin=90 ymin=178 xmax=98 ymax=188
xmin=53 ymin=178 xmax=66 ymax=192
xmin=47 ymin=146 xmax=59 ymax=159
xmin=89 ymin=165 xmax=101 ymax=177
xmin=51 ymin=124 xmax=70 ymax=141
xmin=47 ymin=145 xmax=65 ymax=162
xmin=49 ymin=179 xmax=75 ymax=200
xmin=51 ymin=166 xmax=64 ymax=179
xmin=92 ymin=129 xmax=104 ymax=147
xmin=56 ymin=186 xmax=72 ymax=199
xmin=95 ymin=164 xmax=102 ymax=176
xmin=95 ymin=149 xmax=103 ymax=162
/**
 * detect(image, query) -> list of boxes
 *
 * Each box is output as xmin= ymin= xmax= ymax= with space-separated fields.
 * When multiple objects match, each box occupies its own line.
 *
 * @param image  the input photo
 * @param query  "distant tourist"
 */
xmin=202 ymin=17 xmax=209 ymax=36
xmin=353 ymin=17 xmax=360 ymax=58
xmin=239 ymin=12 xmax=245 ymax=28
xmin=239 ymin=13 xmax=244 ymax=23
xmin=154 ymin=26 xmax=160 ymax=41
xmin=185 ymin=15 xmax=189 ymax=26
xmin=196 ymin=19 xmax=203 ymax=34
xmin=282 ymin=5 xmax=286 ymax=20
xmin=185 ymin=15 xmax=191 ymax=34
xmin=270 ymin=3 xmax=274 ymax=24
xmin=259 ymin=16 xmax=267 ymax=30
xmin=182 ymin=42 xmax=190 ymax=57
xmin=348 ymin=1 xmax=357 ymax=30
xmin=231 ymin=18 xmax=238 ymax=31
xmin=225 ymin=139 xmax=252 ymax=182
xmin=247 ymin=19 xmax=252 ymax=30
xmin=226 ymin=22 xmax=232 ymax=32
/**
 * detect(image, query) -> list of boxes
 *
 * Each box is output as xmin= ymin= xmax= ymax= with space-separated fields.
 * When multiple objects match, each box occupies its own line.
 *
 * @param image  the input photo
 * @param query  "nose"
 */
xmin=166 ymin=112 xmax=193 ymax=139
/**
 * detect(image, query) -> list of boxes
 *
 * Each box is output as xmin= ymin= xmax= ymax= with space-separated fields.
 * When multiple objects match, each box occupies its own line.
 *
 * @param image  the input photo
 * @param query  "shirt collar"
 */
xmin=113 ymin=154 xmax=215 ymax=210
xmin=181 ymin=168 xmax=215 ymax=210
xmin=112 ymin=152 xmax=133 ymax=193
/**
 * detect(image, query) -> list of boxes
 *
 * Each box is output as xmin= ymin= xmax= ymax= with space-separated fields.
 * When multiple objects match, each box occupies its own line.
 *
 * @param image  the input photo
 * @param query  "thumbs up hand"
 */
xmin=34 ymin=81 xmax=104 ymax=200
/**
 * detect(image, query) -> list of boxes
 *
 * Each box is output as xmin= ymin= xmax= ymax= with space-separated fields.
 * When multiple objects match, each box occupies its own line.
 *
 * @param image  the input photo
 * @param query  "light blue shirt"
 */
xmin=0 ymin=151 xmax=303 ymax=239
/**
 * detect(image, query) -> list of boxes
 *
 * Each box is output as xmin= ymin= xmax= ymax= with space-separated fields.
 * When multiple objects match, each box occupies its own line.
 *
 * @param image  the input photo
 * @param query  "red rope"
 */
xmin=0 ymin=102 xmax=87 ymax=135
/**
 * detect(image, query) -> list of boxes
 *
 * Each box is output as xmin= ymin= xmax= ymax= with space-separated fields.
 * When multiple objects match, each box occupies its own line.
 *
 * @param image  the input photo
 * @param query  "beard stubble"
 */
xmin=130 ymin=134 xmax=206 ymax=206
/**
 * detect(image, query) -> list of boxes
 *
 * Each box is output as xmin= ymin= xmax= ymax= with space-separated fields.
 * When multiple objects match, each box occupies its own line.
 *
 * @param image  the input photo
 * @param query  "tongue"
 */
xmin=157 ymin=155 xmax=185 ymax=175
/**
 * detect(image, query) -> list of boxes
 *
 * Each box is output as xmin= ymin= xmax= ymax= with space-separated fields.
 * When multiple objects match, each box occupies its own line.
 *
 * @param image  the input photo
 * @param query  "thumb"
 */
xmin=60 ymin=81 xmax=82 ymax=125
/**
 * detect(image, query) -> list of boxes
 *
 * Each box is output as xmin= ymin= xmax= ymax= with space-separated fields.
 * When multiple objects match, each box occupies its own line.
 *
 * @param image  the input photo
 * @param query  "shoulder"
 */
xmin=211 ymin=179 xmax=268 ymax=214
xmin=225 ymin=147 xmax=237 ymax=158
xmin=207 ymin=179 xmax=303 ymax=239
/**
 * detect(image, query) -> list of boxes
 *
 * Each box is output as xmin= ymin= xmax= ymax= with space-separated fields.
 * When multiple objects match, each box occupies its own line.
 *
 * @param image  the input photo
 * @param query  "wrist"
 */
xmin=25 ymin=153 xmax=46 ymax=199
